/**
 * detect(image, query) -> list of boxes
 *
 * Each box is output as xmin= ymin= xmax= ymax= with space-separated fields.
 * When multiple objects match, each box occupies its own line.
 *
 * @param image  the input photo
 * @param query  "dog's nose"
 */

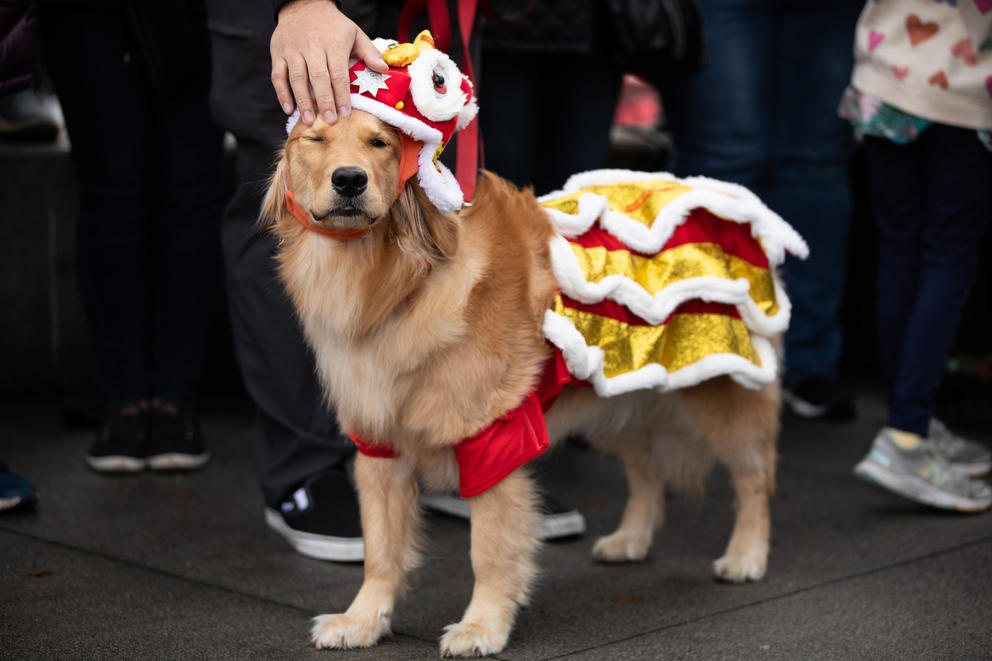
xmin=332 ymin=167 xmax=368 ymax=197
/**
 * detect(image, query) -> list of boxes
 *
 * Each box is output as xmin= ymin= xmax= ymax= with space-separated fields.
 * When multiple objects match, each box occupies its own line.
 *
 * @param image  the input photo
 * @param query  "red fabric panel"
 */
xmin=569 ymin=208 xmax=769 ymax=268
xmin=350 ymin=434 xmax=398 ymax=458
xmin=454 ymin=391 xmax=549 ymax=498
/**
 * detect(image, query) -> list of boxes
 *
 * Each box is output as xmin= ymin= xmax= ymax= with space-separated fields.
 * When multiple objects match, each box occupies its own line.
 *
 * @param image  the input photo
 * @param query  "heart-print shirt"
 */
xmin=846 ymin=0 xmax=992 ymax=131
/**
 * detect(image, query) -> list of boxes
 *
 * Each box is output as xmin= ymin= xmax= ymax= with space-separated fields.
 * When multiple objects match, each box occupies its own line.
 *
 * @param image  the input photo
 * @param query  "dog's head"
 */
xmin=264 ymin=110 xmax=404 ymax=234
xmin=263 ymin=109 xmax=459 ymax=263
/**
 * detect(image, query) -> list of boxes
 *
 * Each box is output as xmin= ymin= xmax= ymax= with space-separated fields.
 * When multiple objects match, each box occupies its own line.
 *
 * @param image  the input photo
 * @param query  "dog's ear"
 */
xmin=391 ymin=180 xmax=459 ymax=263
xmin=259 ymin=148 xmax=288 ymax=226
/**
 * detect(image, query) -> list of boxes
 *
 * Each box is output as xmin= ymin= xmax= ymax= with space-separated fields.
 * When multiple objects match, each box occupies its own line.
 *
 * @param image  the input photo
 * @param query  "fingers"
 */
xmin=355 ymin=33 xmax=388 ymax=73
xmin=270 ymin=57 xmax=295 ymax=116
xmin=288 ymin=53 xmax=318 ymax=125
xmin=304 ymin=51 xmax=337 ymax=124
xmin=326 ymin=49 xmax=352 ymax=122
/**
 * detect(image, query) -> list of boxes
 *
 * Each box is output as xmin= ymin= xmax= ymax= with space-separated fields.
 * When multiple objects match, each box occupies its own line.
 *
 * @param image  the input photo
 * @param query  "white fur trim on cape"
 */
xmin=542 ymin=309 xmax=779 ymax=397
xmin=539 ymin=169 xmax=809 ymax=264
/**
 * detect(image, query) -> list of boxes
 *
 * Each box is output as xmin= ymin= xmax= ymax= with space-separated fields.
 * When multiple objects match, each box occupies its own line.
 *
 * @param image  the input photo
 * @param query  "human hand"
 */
xmin=270 ymin=0 xmax=388 ymax=125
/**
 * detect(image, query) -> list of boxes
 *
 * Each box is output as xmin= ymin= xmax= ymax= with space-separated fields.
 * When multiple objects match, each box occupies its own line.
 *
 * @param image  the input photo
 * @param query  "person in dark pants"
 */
xmin=479 ymin=3 xmax=623 ymax=196
xmin=661 ymin=0 xmax=863 ymax=421
xmin=40 ymin=3 xmax=222 ymax=473
xmin=206 ymin=0 xmax=369 ymax=561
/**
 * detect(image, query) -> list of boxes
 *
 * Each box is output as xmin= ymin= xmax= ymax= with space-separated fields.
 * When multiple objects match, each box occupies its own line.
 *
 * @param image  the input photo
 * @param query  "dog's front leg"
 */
xmin=311 ymin=454 xmax=421 ymax=650
xmin=440 ymin=469 xmax=540 ymax=657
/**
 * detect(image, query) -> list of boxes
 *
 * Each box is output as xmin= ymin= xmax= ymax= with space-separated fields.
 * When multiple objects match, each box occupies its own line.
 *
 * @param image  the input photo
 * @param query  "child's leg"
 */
xmin=865 ymin=127 xmax=992 ymax=436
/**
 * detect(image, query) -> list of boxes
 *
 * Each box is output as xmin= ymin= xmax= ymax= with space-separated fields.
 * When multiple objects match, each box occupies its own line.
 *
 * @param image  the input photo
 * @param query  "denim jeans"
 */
xmin=661 ymin=0 xmax=862 ymax=384
xmin=864 ymin=128 xmax=992 ymax=437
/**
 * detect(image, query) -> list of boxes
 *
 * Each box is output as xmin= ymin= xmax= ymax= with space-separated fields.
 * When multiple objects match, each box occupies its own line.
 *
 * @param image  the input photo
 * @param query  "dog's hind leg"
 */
xmin=311 ymin=454 xmax=422 ymax=650
xmin=592 ymin=445 xmax=664 ymax=563
xmin=682 ymin=378 xmax=778 ymax=583
xmin=440 ymin=469 xmax=540 ymax=657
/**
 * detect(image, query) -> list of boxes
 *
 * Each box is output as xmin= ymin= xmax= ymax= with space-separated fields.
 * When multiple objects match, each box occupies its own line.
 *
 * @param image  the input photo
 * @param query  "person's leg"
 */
xmin=766 ymin=3 xmax=860 ymax=414
xmin=478 ymin=49 xmax=540 ymax=188
xmin=206 ymin=6 xmax=362 ymax=558
xmin=222 ymin=138 xmax=356 ymax=501
xmin=888 ymin=125 xmax=992 ymax=436
xmin=41 ymin=9 xmax=152 ymax=408
xmin=147 ymin=49 xmax=224 ymax=409
xmin=660 ymin=0 xmax=774 ymax=188
xmin=862 ymin=135 xmax=927 ymax=399
xmin=137 ymin=22 xmax=224 ymax=471
xmin=41 ymin=8 xmax=154 ymax=472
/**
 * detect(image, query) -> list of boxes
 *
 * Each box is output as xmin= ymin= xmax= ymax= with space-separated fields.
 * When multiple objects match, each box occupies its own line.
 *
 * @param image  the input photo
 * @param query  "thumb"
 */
xmin=355 ymin=33 xmax=388 ymax=73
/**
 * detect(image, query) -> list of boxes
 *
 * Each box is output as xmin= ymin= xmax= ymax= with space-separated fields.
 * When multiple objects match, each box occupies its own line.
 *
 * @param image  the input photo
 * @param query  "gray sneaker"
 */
xmin=929 ymin=418 xmax=991 ymax=478
xmin=854 ymin=428 xmax=991 ymax=512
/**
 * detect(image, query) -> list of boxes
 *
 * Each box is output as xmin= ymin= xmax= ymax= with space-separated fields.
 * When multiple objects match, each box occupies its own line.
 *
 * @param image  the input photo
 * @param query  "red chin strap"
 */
xmin=284 ymin=132 xmax=423 ymax=241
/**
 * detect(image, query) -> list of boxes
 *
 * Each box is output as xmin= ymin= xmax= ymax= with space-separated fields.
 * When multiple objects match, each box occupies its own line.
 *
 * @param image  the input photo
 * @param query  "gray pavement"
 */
xmin=3 ymin=387 xmax=991 ymax=661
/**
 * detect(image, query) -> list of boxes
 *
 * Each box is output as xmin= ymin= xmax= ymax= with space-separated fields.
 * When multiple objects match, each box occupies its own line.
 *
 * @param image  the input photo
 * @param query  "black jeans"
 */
xmin=864 ymin=127 xmax=992 ymax=436
xmin=42 ymin=9 xmax=224 ymax=408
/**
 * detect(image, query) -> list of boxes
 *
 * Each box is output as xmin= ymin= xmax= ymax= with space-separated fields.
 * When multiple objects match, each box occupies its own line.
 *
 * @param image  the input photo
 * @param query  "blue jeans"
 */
xmin=864 ymin=128 xmax=992 ymax=437
xmin=661 ymin=0 xmax=861 ymax=384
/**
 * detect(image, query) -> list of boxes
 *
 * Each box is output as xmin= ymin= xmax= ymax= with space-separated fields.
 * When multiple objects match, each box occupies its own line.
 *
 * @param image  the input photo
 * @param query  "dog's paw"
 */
xmin=592 ymin=530 xmax=651 ymax=563
xmin=310 ymin=611 xmax=390 ymax=650
xmin=439 ymin=620 xmax=510 ymax=658
xmin=712 ymin=552 xmax=766 ymax=583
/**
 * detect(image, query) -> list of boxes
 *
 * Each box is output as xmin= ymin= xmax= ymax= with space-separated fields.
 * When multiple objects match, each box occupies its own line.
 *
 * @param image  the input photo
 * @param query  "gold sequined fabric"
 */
xmin=540 ymin=174 xmax=805 ymax=395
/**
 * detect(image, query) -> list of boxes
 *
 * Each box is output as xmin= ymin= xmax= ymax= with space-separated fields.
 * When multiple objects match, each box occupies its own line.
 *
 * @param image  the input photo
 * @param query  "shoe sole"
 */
xmin=420 ymin=493 xmax=586 ymax=540
xmin=535 ymin=510 xmax=586 ymax=540
xmin=86 ymin=455 xmax=146 ymax=473
xmin=782 ymin=391 xmax=829 ymax=418
xmin=854 ymin=459 xmax=991 ymax=513
xmin=263 ymin=508 xmax=364 ymax=562
xmin=147 ymin=452 xmax=211 ymax=471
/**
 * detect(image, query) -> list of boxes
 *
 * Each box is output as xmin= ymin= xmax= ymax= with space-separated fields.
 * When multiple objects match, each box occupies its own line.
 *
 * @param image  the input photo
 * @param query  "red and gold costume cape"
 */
xmin=540 ymin=169 xmax=807 ymax=397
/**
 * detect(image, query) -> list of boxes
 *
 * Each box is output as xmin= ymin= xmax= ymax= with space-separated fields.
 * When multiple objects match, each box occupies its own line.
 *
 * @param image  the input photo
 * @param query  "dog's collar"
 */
xmin=283 ymin=166 xmax=379 ymax=241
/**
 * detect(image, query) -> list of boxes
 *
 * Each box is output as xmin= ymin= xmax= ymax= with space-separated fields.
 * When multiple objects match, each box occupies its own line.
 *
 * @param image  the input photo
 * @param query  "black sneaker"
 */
xmin=264 ymin=468 xmax=364 ymax=562
xmin=419 ymin=492 xmax=586 ymax=540
xmin=782 ymin=375 xmax=856 ymax=421
xmin=145 ymin=401 xmax=210 ymax=471
xmin=86 ymin=405 xmax=148 ymax=473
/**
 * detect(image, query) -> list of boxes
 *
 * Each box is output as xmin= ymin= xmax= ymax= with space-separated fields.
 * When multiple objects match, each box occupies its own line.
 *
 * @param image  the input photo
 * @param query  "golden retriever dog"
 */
xmin=261 ymin=110 xmax=781 ymax=657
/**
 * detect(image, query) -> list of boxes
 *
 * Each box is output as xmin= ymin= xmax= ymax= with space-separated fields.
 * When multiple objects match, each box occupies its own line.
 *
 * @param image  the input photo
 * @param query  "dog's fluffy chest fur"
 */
xmin=275 ymin=174 xmax=558 ymax=456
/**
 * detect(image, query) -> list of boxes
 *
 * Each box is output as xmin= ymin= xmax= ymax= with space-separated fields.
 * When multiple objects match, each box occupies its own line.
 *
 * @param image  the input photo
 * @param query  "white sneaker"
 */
xmin=420 ymin=492 xmax=586 ymax=540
